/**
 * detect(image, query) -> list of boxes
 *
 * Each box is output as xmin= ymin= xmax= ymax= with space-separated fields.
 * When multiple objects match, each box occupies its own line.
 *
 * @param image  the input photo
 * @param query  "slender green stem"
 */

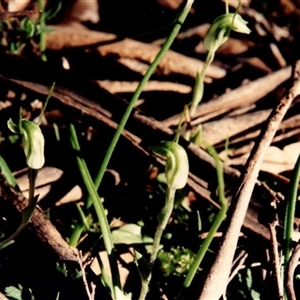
xmin=28 ymin=168 xmax=38 ymax=205
xmin=69 ymin=123 xmax=121 ymax=299
xmin=151 ymin=188 xmax=176 ymax=264
xmin=37 ymin=0 xmax=47 ymax=61
xmin=139 ymin=187 xmax=176 ymax=300
xmin=185 ymin=49 xmax=214 ymax=141
xmin=174 ymin=105 xmax=187 ymax=144
xmin=69 ymin=223 xmax=84 ymax=248
xmin=177 ymin=145 xmax=228 ymax=299
xmin=225 ymin=0 xmax=229 ymax=14
xmin=87 ymin=0 xmax=194 ymax=209
xmin=38 ymin=82 xmax=55 ymax=125
xmin=76 ymin=203 xmax=91 ymax=232
xmin=189 ymin=50 xmax=214 ymax=119
xmin=283 ymin=153 xmax=300 ymax=271
xmin=68 ymin=205 xmax=90 ymax=247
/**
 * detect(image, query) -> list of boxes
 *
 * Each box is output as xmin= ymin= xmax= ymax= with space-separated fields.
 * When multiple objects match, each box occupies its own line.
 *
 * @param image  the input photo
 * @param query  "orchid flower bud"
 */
xmin=8 ymin=119 xmax=45 ymax=169
xmin=152 ymin=141 xmax=189 ymax=190
xmin=203 ymin=13 xmax=251 ymax=53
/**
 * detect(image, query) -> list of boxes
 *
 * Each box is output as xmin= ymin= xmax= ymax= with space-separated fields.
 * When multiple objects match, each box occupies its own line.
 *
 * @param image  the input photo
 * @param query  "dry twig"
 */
xmin=269 ymin=220 xmax=284 ymax=299
xmin=77 ymin=251 xmax=95 ymax=300
xmin=286 ymin=243 xmax=300 ymax=300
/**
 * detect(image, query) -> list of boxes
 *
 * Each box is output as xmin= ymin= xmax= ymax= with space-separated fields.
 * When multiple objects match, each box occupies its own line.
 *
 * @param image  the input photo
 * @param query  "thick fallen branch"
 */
xmin=197 ymin=60 xmax=300 ymax=300
xmin=0 ymin=175 xmax=78 ymax=262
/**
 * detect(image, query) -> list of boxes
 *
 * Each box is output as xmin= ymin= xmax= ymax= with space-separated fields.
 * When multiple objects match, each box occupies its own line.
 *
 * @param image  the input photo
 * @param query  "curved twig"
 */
xmin=286 ymin=243 xmax=300 ymax=300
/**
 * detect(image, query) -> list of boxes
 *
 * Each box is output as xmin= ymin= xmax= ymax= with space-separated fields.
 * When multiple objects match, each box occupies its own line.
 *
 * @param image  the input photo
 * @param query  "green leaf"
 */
xmin=250 ymin=289 xmax=261 ymax=299
xmin=112 ymin=224 xmax=153 ymax=245
xmin=5 ymin=284 xmax=35 ymax=300
xmin=0 ymin=155 xmax=20 ymax=192
xmin=5 ymin=286 xmax=22 ymax=300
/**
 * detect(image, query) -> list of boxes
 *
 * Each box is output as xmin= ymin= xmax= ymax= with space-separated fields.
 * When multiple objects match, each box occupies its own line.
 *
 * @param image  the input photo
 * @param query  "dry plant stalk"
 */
xmin=198 ymin=60 xmax=300 ymax=300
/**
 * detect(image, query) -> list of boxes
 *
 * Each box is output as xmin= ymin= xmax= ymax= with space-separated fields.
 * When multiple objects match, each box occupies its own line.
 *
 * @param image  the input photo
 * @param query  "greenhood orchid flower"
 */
xmin=152 ymin=141 xmax=189 ymax=190
xmin=203 ymin=13 xmax=251 ymax=53
xmin=7 ymin=119 xmax=45 ymax=170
